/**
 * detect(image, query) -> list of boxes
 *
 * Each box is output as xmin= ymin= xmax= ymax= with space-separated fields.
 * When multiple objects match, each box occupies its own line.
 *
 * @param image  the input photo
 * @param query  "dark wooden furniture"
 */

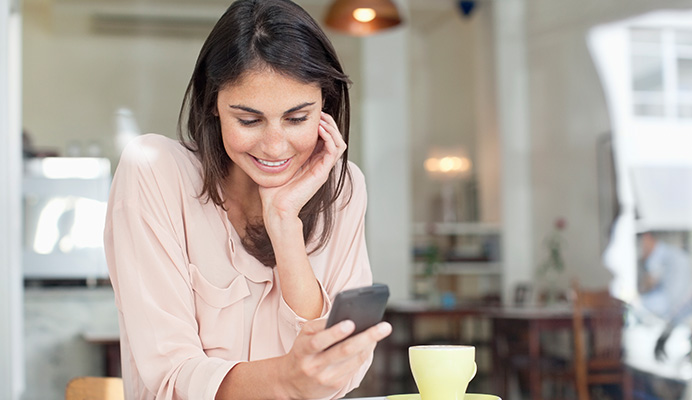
xmin=572 ymin=282 xmax=633 ymax=400
xmin=488 ymin=305 xmax=576 ymax=400
xmin=83 ymin=331 xmax=121 ymax=377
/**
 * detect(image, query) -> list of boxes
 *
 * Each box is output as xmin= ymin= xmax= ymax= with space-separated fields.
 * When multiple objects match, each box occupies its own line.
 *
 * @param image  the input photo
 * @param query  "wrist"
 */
xmin=263 ymin=211 xmax=304 ymax=238
xmin=273 ymin=355 xmax=296 ymax=400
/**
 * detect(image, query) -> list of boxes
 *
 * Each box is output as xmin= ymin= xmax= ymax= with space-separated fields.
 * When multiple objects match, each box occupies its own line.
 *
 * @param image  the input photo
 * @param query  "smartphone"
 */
xmin=325 ymin=283 xmax=390 ymax=337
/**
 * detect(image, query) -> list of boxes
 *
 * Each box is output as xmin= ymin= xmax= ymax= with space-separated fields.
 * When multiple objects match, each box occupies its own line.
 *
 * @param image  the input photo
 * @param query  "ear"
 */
xmin=212 ymin=93 xmax=220 ymax=116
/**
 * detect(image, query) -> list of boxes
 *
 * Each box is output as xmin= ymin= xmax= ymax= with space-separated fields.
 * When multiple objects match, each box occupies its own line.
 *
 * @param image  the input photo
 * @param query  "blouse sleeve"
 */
xmin=104 ymin=136 xmax=236 ymax=400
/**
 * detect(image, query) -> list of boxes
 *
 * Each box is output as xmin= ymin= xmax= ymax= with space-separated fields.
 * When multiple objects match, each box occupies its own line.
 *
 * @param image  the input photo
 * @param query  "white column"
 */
xmin=475 ymin=2 xmax=500 ymax=224
xmin=0 ymin=0 xmax=24 ymax=398
xmin=360 ymin=5 xmax=411 ymax=301
xmin=493 ymin=0 xmax=534 ymax=303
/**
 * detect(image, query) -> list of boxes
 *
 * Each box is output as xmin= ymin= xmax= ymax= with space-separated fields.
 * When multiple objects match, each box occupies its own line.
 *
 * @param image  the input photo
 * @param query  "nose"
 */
xmin=259 ymin=123 xmax=288 ymax=159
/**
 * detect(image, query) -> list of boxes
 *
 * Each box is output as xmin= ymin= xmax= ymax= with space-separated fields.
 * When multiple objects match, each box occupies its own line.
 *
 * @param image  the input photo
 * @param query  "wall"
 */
xmin=22 ymin=0 xmax=213 ymax=163
xmin=361 ymin=15 xmax=412 ymax=301
xmin=409 ymin=7 xmax=479 ymax=223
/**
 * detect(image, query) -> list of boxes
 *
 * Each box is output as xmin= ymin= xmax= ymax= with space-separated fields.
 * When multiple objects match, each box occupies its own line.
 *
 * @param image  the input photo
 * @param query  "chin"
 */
xmin=253 ymin=174 xmax=293 ymax=189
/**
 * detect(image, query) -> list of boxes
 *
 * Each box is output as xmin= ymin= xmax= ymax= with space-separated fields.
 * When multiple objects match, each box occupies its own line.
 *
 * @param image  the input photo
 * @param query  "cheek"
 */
xmin=221 ymin=126 xmax=254 ymax=156
xmin=294 ymin=121 xmax=320 ymax=153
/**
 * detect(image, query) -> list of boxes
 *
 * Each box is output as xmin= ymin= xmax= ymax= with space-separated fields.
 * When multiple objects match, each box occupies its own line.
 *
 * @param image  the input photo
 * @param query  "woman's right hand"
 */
xmin=278 ymin=318 xmax=392 ymax=399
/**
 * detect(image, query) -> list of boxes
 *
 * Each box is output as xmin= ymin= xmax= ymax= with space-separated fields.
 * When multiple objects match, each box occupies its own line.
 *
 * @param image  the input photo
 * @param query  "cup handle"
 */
xmin=470 ymin=362 xmax=477 ymax=381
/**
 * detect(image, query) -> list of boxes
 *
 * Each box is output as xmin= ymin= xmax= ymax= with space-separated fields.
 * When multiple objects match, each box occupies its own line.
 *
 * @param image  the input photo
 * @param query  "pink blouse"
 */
xmin=104 ymin=134 xmax=373 ymax=400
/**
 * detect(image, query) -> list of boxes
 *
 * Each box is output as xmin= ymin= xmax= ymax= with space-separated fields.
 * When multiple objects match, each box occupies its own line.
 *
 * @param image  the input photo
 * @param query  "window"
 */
xmin=631 ymin=26 xmax=692 ymax=119
xmin=592 ymin=12 xmax=692 ymax=384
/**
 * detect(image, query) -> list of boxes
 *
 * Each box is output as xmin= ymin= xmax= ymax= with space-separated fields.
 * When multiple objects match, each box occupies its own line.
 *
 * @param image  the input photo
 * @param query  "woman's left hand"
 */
xmin=259 ymin=112 xmax=346 ymax=223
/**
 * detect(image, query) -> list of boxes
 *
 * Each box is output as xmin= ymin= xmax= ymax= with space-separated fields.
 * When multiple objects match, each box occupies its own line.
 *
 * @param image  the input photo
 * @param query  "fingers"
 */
xmin=324 ymin=321 xmax=392 ymax=362
xmin=306 ymin=320 xmax=356 ymax=353
xmin=304 ymin=319 xmax=392 ymax=357
xmin=286 ymin=320 xmax=392 ymax=397
xmin=311 ymin=321 xmax=392 ymax=385
xmin=318 ymin=124 xmax=336 ymax=158
xmin=319 ymin=112 xmax=347 ymax=159
xmin=314 ymin=342 xmax=377 ymax=389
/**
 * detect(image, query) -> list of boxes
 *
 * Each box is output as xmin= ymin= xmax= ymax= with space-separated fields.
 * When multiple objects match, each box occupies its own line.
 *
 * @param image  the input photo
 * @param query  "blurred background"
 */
xmin=3 ymin=0 xmax=692 ymax=399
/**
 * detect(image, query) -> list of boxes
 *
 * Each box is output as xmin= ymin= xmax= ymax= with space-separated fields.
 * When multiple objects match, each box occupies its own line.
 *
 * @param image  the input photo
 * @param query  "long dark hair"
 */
xmin=178 ymin=0 xmax=352 ymax=267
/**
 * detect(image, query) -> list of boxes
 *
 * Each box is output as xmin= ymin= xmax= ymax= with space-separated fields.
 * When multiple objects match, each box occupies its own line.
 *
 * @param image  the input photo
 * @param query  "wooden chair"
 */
xmin=65 ymin=376 xmax=124 ymax=400
xmin=572 ymin=281 xmax=633 ymax=400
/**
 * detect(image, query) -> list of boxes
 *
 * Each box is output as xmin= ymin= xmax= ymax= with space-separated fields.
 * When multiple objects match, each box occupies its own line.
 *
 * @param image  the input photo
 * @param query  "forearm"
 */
xmin=216 ymin=356 xmax=290 ymax=400
xmin=266 ymin=214 xmax=323 ymax=320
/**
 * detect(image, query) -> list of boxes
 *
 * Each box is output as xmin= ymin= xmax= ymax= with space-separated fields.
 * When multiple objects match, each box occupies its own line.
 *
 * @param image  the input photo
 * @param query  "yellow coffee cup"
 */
xmin=409 ymin=345 xmax=477 ymax=400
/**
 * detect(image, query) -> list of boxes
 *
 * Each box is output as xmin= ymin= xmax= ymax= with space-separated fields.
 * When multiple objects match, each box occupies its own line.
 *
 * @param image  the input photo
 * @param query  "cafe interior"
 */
xmin=2 ymin=0 xmax=692 ymax=399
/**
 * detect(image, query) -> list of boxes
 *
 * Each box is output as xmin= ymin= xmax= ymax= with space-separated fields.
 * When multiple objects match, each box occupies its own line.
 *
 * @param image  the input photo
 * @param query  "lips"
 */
xmin=255 ymin=157 xmax=289 ymax=167
xmin=251 ymin=155 xmax=292 ymax=173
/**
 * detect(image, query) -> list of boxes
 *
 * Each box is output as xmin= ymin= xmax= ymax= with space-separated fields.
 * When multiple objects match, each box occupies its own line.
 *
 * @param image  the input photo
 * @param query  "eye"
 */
xmin=287 ymin=116 xmax=308 ymax=124
xmin=238 ymin=118 xmax=260 ymax=126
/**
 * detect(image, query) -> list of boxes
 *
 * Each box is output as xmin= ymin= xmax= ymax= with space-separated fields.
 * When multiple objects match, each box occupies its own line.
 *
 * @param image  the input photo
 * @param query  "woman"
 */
xmin=104 ymin=0 xmax=392 ymax=399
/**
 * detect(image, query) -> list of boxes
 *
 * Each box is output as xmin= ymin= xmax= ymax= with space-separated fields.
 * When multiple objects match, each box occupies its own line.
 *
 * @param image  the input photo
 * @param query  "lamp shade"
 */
xmin=324 ymin=0 xmax=402 ymax=36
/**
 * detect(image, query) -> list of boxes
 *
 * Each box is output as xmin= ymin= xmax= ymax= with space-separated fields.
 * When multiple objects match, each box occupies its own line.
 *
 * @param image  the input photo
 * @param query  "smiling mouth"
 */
xmin=253 ymin=157 xmax=289 ymax=167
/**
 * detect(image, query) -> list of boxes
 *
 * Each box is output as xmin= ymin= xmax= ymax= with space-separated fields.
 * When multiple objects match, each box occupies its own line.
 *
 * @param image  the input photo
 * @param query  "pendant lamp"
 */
xmin=324 ymin=0 xmax=403 ymax=36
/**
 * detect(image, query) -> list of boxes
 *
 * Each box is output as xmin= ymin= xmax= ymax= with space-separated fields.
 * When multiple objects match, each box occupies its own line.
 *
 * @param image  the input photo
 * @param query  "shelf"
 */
xmin=413 ymin=262 xmax=501 ymax=275
xmin=411 ymin=222 xmax=503 ymax=305
xmin=413 ymin=222 xmax=501 ymax=236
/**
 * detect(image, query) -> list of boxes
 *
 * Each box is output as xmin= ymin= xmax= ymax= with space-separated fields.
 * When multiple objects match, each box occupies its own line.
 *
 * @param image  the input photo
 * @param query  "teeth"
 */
xmin=256 ymin=158 xmax=288 ymax=167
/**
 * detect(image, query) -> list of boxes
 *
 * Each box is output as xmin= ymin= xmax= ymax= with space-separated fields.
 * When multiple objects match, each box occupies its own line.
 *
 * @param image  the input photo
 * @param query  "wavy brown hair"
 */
xmin=178 ymin=0 xmax=352 ymax=267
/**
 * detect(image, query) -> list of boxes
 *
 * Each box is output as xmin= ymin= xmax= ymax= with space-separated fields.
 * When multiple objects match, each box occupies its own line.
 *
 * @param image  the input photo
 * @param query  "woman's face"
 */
xmin=216 ymin=68 xmax=323 ymax=189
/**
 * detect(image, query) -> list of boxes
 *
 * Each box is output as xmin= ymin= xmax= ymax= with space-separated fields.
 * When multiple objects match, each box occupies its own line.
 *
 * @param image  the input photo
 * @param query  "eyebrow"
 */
xmin=229 ymin=102 xmax=317 ymax=116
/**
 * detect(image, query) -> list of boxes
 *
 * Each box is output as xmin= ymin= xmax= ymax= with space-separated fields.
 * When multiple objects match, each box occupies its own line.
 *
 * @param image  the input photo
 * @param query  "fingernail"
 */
xmin=378 ymin=322 xmax=392 ymax=334
xmin=340 ymin=320 xmax=354 ymax=333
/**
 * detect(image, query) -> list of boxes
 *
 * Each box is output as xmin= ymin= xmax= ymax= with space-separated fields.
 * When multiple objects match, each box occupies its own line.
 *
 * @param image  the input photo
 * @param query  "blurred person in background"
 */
xmin=638 ymin=231 xmax=692 ymax=322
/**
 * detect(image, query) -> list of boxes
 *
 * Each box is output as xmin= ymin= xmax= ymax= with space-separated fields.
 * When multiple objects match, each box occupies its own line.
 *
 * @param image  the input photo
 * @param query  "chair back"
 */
xmin=65 ymin=376 xmax=124 ymax=400
xmin=571 ymin=281 xmax=631 ymax=400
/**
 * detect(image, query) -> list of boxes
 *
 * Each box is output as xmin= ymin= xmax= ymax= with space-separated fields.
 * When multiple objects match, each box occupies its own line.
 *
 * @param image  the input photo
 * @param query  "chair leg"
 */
xmin=623 ymin=369 xmax=634 ymax=400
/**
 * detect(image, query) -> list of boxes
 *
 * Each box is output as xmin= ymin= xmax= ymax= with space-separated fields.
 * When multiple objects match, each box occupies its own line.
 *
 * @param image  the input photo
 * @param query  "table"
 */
xmin=83 ymin=331 xmax=121 ymax=377
xmin=380 ymin=302 xmax=492 ymax=395
xmin=487 ymin=305 xmax=575 ymax=400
